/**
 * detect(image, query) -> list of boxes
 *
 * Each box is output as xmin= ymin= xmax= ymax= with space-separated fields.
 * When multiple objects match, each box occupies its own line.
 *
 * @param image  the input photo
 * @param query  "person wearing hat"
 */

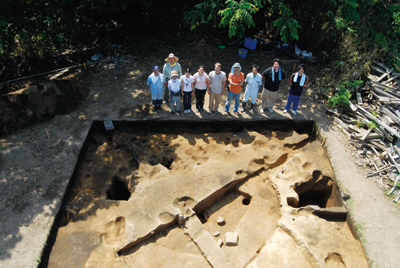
xmin=146 ymin=65 xmax=165 ymax=111
xmin=283 ymin=64 xmax=308 ymax=115
xmin=207 ymin=62 xmax=227 ymax=115
xmin=168 ymin=70 xmax=182 ymax=115
xmin=241 ymin=64 xmax=263 ymax=113
xmin=260 ymin=58 xmax=285 ymax=113
xmin=163 ymin=53 xmax=182 ymax=103
xmin=225 ymin=62 xmax=244 ymax=115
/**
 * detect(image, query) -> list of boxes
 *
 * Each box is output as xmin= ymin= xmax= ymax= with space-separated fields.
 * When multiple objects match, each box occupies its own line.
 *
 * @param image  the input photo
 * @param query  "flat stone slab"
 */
xmin=224 ymin=232 xmax=238 ymax=246
xmin=185 ymin=215 xmax=234 ymax=268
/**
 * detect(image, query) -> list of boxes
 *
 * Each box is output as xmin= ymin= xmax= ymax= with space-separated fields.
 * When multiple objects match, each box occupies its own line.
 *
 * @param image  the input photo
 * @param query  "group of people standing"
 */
xmin=147 ymin=53 xmax=308 ymax=116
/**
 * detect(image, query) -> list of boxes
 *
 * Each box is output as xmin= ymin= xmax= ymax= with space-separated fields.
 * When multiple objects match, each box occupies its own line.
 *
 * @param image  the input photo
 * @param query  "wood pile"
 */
xmin=326 ymin=61 xmax=400 ymax=202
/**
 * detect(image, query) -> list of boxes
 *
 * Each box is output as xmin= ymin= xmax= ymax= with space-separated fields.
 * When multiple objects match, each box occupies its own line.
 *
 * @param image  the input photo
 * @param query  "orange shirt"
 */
xmin=228 ymin=72 xmax=244 ymax=93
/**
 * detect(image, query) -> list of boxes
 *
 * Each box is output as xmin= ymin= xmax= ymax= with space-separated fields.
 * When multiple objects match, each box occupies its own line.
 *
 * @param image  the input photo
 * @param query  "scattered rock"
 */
xmin=356 ymin=159 xmax=364 ymax=166
xmin=212 ymin=231 xmax=220 ymax=237
xmin=217 ymin=217 xmax=225 ymax=225
xmin=217 ymin=239 xmax=223 ymax=247
xmin=178 ymin=213 xmax=185 ymax=225
xmin=342 ymin=194 xmax=351 ymax=200
xmin=224 ymin=232 xmax=238 ymax=246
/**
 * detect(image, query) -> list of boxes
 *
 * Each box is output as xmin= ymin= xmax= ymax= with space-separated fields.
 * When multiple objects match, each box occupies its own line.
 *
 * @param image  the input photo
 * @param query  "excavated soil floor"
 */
xmin=1 ymin=39 xmax=399 ymax=268
xmin=44 ymin=120 xmax=368 ymax=267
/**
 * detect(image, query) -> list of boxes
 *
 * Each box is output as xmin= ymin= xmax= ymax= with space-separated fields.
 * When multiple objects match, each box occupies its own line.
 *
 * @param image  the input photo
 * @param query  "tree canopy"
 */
xmin=1 ymin=0 xmax=400 ymax=67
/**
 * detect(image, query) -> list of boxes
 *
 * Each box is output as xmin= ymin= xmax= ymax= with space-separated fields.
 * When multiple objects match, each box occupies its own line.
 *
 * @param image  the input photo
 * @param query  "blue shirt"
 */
xmin=147 ymin=73 xmax=165 ymax=95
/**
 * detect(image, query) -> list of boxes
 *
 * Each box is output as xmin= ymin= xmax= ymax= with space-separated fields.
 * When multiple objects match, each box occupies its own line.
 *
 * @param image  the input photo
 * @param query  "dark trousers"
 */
xmin=195 ymin=88 xmax=207 ymax=109
xmin=183 ymin=91 xmax=193 ymax=110
xmin=163 ymin=78 xmax=170 ymax=102
xmin=285 ymin=93 xmax=301 ymax=111
xmin=152 ymin=99 xmax=162 ymax=106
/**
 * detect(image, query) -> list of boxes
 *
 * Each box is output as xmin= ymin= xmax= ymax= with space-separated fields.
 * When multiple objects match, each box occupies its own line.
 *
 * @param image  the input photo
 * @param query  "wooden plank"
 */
xmin=370 ymin=65 xmax=392 ymax=76
xmin=374 ymin=61 xmax=395 ymax=72
xmin=370 ymin=86 xmax=400 ymax=99
xmin=369 ymin=90 xmax=381 ymax=100
xmin=325 ymin=107 xmax=340 ymax=117
xmin=349 ymin=103 xmax=358 ymax=112
xmin=371 ymin=79 xmax=399 ymax=89
xmin=334 ymin=117 xmax=349 ymax=130
xmin=348 ymin=124 xmax=364 ymax=133
xmin=376 ymin=72 xmax=389 ymax=82
xmin=349 ymin=137 xmax=386 ymax=151
xmin=383 ymin=73 xmax=400 ymax=84
xmin=361 ymin=128 xmax=372 ymax=141
xmin=365 ymin=133 xmax=383 ymax=140
xmin=382 ymin=115 xmax=395 ymax=125
xmin=395 ymin=110 xmax=400 ymax=119
xmin=367 ymin=165 xmax=391 ymax=177
xmin=380 ymin=106 xmax=400 ymax=124
xmin=387 ymin=148 xmax=400 ymax=174
xmin=379 ymin=99 xmax=400 ymax=104
xmin=357 ymin=105 xmax=400 ymax=139
xmin=371 ymin=63 xmax=400 ymax=84
xmin=356 ymin=92 xmax=363 ymax=105
xmin=377 ymin=126 xmax=392 ymax=140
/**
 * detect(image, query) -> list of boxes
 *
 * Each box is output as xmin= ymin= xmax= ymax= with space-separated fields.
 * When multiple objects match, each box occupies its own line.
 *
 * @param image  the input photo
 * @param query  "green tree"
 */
xmin=218 ymin=0 xmax=266 ymax=38
xmin=0 ymin=0 xmax=154 ymax=57
xmin=184 ymin=0 xmax=268 ymax=38
xmin=270 ymin=1 xmax=301 ymax=42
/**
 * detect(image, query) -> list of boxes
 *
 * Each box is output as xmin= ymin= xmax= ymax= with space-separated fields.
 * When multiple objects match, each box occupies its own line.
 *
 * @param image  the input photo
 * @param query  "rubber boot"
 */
xmin=240 ymin=102 xmax=246 ymax=112
xmin=250 ymin=103 xmax=255 ymax=113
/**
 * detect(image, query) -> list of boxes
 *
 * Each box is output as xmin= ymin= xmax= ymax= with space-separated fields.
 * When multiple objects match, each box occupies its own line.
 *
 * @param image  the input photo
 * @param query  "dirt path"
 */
xmin=0 ymin=43 xmax=399 ymax=268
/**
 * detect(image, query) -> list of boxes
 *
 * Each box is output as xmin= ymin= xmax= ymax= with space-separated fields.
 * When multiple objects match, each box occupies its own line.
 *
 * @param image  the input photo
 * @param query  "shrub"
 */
xmin=327 ymin=86 xmax=352 ymax=108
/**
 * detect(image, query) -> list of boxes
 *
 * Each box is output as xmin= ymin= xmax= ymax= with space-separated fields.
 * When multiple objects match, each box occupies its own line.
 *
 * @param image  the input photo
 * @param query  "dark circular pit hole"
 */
xmin=242 ymin=197 xmax=251 ymax=205
xmin=106 ymin=176 xmax=131 ymax=201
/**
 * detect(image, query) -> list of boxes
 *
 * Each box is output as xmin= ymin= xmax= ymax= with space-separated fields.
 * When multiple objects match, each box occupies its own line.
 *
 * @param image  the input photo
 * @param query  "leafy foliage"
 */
xmin=0 ymin=0 xmax=160 ymax=57
xmin=354 ymin=120 xmax=364 ymax=128
xmin=218 ymin=0 xmax=264 ymax=38
xmin=327 ymin=86 xmax=352 ymax=108
xmin=2 ymin=0 xmax=400 ymax=72
xmin=366 ymin=120 xmax=378 ymax=130
xmin=363 ymin=111 xmax=378 ymax=130
xmin=185 ymin=0 xmax=266 ymax=38
xmin=183 ymin=0 xmax=226 ymax=31
xmin=270 ymin=1 xmax=301 ymax=42
xmin=343 ymin=80 xmax=363 ymax=93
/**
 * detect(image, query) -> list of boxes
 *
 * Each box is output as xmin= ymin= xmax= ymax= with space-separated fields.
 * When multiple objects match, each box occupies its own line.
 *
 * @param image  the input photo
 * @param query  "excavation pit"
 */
xmin=41 ymin=119 xmax=369 ymax=268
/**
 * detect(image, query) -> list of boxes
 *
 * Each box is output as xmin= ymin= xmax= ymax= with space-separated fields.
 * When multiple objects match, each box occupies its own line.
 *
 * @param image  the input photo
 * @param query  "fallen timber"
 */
xmin=327 ymin=61 xmax=400 ymax=203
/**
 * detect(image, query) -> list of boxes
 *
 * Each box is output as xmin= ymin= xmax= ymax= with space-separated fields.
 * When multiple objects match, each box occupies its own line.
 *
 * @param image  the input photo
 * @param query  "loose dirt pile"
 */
xmin=0 ymin=81 xmax=90 ymax=135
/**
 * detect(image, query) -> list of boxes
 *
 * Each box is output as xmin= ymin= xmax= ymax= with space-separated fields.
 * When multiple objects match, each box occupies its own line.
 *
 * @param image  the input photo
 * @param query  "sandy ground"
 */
xmin=0 ymin=43 xmax=399 ymax=268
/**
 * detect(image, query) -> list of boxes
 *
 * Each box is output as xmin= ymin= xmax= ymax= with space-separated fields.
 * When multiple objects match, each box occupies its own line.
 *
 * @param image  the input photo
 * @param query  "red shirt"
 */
xmin=229 ymin=72 xmax=244 ymax=93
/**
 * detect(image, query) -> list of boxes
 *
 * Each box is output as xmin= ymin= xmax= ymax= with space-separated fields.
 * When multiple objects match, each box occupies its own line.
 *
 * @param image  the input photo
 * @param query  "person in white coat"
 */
xmin=241 ymin=64 xmax=262 ymax=113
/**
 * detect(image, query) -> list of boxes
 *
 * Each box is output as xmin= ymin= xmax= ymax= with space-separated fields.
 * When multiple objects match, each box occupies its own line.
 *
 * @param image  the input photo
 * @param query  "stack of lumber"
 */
xmin=326 ymin=61 xmax=400 ymax=202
